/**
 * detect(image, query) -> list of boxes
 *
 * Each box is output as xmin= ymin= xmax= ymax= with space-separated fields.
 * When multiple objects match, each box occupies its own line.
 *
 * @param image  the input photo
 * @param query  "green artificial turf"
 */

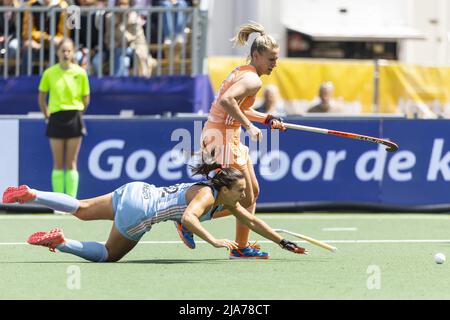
xmin=0 ymin=213 xmax=449 ymax=300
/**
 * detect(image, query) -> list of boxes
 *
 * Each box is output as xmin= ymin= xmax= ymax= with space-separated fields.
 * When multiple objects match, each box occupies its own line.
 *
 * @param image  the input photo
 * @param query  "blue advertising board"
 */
xmin=0 ymin=75 xmax=214 ymax=115
xmin=18 ymin=118 xmax=450 ymax=206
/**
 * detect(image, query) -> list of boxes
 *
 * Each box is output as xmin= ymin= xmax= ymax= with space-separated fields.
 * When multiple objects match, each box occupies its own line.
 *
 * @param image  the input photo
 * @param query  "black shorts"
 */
xmin=46 ymin=110 xmax=87 ymax=139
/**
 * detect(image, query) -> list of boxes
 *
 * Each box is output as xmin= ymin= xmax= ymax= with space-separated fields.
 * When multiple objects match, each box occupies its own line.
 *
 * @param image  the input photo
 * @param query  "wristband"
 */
xmin=279 ymin=239 xmax=289 ymax=248
xmin=264 ymin=114 xmax=283 ymax=126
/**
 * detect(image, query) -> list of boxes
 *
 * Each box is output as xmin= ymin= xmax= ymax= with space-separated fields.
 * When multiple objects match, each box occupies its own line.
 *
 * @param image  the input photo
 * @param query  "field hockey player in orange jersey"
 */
xmin=175 ymin=22 xmax=287 ymax=259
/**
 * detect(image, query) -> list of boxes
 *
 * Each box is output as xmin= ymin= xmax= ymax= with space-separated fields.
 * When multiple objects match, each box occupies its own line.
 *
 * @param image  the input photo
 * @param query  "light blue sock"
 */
xmin=31 ymin=189 xmax=80 ymax=213
xmin=56 ymin=240 xmax=109 ymax=262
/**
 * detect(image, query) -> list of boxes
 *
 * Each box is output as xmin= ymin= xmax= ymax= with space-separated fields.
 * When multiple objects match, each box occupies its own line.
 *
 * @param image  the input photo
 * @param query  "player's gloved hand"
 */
xmin=264 ymin=114 xmax=287 ymax=131
xmin=279 ymin=239 xmax=308 ymax=255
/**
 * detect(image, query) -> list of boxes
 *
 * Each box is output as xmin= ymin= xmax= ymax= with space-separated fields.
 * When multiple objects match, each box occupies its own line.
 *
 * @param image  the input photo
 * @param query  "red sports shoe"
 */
xmin=27 ymin=228 xmax=66 ymax=252
xmin=2 ymin=185 xmax=36 ymax=204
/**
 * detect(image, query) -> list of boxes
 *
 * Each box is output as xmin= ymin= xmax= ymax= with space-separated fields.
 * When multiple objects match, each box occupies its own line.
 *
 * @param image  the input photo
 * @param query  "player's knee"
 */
xmin=73 ymin=202 xmax=90 ymax=220
xmin=241 ymin=194 xmax=256 ymax=208
xmin=106 ymin=255 xmax=122 ymax=262
xmin=105 ymin=247 xmax=123 ymax=262
xmin=253 ymin=185 xmax=260 ymax=200
xmin=73 ymin=210 xmax=88 ymax=221
xmin=248 ymin=187 xmax=260 ymax=205
xmin=66 ymin=160 xmax=78 ymax=171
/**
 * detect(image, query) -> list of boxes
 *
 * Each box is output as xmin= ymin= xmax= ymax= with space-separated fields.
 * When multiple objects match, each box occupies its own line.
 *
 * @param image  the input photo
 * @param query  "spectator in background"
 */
xmin=254 ymin=84 xmax=286 ymax=117
xmin=72 ymin=0 xmax=106 ymax=75
xmin=38 ymin=38 xmax=90 ymax=198
xmin=155 ymin=0 xmax=188 ymax=45
xmin=132 ymin=0 xmax=152 ymax=22
xmin=105 ymin=0 xmax=153 ymax=77
xmin=21 ymin=0 xmax=70 ymax=75
xmin=133 ymin=0 xmax=151 ymax=7
xmin=0 ymin=0 xmax=22 ymax=67
xmin=307 ymin=81 xmax=340 ymax=113
xmin=132 ymin=0 xmax=153 ymax=41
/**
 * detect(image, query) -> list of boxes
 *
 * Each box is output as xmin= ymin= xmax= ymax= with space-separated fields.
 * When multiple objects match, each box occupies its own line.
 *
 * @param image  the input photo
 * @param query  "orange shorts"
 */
xmin=201 ymin=121 xmax=249 ymax=170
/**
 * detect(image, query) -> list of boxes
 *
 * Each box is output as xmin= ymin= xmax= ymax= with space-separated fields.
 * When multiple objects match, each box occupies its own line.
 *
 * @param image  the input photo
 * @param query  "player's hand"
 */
xmin=279 ymin=239 xmax=308 ymax=255
xmin=246 ymin=124 xmax=263 ymax=141
xmin=213 ymin=239 xmax=238 ymax=250
xmin=264 ymin=114 xmax=287 ymax=132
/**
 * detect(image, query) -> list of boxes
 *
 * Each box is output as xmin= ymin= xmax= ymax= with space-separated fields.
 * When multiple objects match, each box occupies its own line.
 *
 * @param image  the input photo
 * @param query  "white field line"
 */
xmin=1 ymin=214 xmax=450 ymax=220
xmin=0 ymin=216 xmax=74 ymax=220
xmin=322 ymin=227 xmax=358 ymax=231
xmin=3 ymin=239 xmax=450 ymax=246
xmin=260 ymin=215 xmax=450 ymax=220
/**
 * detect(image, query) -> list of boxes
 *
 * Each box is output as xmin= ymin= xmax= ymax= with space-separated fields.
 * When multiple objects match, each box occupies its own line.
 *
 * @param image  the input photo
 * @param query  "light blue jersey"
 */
xmin=112 ymin=181 xmax=223 ymax=241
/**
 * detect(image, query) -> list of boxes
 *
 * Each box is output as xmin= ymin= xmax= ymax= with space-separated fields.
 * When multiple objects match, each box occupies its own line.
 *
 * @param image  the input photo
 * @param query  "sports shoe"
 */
xmin=247 ymin=241 xmax=261 ymax=250
xmin=229 ymin=245 xmax=269 ymax=260
xmin=27 ymin=228 xmax=66 ymax=252
xmin=174 ymin=221 xmax=195 ymax=249
xmin=2 ymin=185 xmax=36 ymax=204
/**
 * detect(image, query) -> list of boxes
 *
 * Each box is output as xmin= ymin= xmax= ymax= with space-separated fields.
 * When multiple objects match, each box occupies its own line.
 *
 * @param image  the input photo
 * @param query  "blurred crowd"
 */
xmin=0 ymin=0 xmax=199 ymax=76
xmin=254 ymin=81 xmax=448 ymax=117
xmin=254 ymin=81 xmax=352 ymax=116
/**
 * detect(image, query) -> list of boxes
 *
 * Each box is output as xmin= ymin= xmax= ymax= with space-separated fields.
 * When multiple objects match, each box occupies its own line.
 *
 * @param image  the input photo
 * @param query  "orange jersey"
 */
xmin=207 ymin=65 xmax=257 ymax=129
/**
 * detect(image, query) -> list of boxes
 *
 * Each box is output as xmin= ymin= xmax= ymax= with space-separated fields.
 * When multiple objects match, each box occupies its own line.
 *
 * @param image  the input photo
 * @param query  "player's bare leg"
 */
xmin=49 ymin=138 xmax=65 ymax=193
xmin=49 ymin=138 xmax=65 ymax=170
xmin=74 ymin=193 xmax=115 ymax=221
xmin=228 ymin=158 xmax=268 ymax=259
xmin=18 ymin=190 xmax=121 ymax=262
xmin=234 ymin=159 xmax=259 ymax=248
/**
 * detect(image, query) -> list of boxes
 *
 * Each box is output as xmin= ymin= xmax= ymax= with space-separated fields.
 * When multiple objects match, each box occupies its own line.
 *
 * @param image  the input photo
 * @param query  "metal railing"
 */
xmin=0 ymin=5 xmax=208 ymax=78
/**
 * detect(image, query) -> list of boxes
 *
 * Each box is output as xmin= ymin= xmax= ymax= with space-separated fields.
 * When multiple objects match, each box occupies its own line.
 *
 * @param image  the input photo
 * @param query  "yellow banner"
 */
xmin=379 ymin=62 xmax=450 ymax=118
xmin=208 ymin=57 xmax=375 ymax=114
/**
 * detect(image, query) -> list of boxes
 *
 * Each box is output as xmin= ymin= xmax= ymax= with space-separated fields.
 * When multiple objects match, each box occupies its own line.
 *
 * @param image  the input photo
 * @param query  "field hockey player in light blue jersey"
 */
xmin=2 ymin=152 xmax=307 ymax=263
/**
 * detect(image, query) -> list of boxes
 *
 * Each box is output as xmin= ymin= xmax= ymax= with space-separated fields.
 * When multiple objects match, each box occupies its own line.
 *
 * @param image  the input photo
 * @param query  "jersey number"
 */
xmin=160 ymin=185 xmax=180 ymax=197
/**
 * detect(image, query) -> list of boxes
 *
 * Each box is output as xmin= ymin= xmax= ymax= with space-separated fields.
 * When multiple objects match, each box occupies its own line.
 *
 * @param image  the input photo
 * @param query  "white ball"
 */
xmin=434 ymin=253 xmax=446 ymax=264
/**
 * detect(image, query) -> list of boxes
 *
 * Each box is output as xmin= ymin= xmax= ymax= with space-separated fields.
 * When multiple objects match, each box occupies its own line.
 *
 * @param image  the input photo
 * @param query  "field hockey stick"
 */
xmin=274 ymin=228 xmax=337 ymax=253
xmin=283 ymin=122 xmax=399 ymax=152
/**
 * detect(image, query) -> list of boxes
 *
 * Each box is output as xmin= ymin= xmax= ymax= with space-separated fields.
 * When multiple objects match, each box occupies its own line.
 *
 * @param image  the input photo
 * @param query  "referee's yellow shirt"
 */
xmin=39 ymin=64 xmax=90 ymax=114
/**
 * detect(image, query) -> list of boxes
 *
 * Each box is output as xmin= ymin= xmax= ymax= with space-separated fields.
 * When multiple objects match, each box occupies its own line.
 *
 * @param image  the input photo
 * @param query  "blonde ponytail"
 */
xmin=231 ymin=21 xmax=266 ymax=46
xmin=230 ymin=21 xmax=278 ymax=61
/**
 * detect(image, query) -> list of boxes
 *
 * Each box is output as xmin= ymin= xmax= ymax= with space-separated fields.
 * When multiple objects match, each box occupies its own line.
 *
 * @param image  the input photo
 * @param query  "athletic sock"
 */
xmin=65 ymin=170 xmax=79 ymax=198
xmin=56 ymin=240 xmax=109 ymax=262
xmin=52 ymin=170 xmax=65 ymax=193
xmin=31 ymin=189 xmax=80 ymax=214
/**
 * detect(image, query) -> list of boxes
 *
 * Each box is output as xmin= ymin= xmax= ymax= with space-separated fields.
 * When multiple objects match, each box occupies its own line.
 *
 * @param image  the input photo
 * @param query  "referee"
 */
xmin=38 ymin=38 xmax=90 ymax=198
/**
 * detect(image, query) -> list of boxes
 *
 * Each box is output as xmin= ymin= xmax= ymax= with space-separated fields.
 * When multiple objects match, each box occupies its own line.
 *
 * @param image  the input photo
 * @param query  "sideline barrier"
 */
xmin=1 ymin=117 xmax=448 ymax=208
xmin=0 ymin=75 xmax=214 ymax=115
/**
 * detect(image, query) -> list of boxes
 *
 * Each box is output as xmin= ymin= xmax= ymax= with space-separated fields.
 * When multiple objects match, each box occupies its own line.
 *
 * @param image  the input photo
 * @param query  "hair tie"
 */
xmin=208 ymin=165 xmax=223 ymax=179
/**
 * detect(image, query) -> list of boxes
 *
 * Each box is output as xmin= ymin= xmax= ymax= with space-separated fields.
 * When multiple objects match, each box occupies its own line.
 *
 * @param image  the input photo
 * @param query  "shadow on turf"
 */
xmin=123 ymin=258 xmax=226 ymax=264
xmin=3 ymin=258 xmax=332 ymax=264
xmin=121 ymin=258 xmax=332 ymax=264
xmin=0 ymin=259 xmax=225 ymax=264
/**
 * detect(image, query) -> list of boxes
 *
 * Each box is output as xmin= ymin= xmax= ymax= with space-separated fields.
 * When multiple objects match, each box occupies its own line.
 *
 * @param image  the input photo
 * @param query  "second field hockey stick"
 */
xmin=274 ymin=229 xmax=337 ymax=253
xmin=283 ymin=122 xmax=399 ymax=152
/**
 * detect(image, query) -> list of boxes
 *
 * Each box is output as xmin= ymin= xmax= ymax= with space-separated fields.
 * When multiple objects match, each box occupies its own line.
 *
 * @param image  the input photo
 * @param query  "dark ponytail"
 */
xmin=190 ymin=148 xmax=244 ymax=190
